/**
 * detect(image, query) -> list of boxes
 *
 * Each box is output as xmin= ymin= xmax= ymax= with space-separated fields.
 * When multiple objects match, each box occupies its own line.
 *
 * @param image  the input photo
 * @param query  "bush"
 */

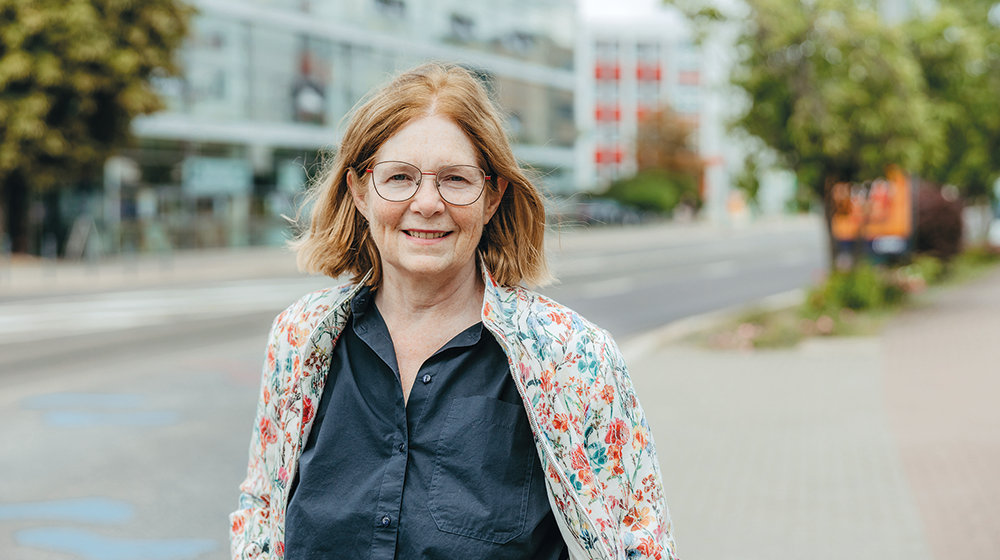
xmin=915 ymin=185 xmax=963 ymax=260
xmin=601 ymin=168 xmax=700 ymax=214
xmin=805 ymin=263 xmax=907 ymax=317
xmin=908 ymin=254 xmax=945 ymax=284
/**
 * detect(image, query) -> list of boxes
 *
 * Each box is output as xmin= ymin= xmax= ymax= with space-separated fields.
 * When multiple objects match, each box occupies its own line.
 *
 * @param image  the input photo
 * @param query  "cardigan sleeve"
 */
xmin=229 ymin=314 xmax=285 ymax=560
xmin=596 ymin=332 xmax=680 ymax=560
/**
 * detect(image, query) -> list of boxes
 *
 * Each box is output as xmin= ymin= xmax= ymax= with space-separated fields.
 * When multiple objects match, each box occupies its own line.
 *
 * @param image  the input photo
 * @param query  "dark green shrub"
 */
xmin=805 ymin=263 xmax=907 ymax=316
xmin=909 ymin=254 xmax=944 ymax=284
xmin=601 ymin=168 xmax=700 ymax=214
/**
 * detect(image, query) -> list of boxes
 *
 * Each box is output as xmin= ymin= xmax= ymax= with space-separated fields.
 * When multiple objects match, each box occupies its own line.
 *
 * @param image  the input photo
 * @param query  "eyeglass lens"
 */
xmin=370 ymin=161 xmax=486 ymax=205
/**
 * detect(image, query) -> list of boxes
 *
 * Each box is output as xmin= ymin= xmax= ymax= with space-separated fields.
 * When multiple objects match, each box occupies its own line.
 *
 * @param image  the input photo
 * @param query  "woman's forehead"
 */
xmin=374 ymin=114 xmax=479 ymax=166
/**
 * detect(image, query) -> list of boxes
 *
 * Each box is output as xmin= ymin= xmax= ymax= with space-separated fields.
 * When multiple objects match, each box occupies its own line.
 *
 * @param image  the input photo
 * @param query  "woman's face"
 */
xmin=349 ymin=114 xmax=504 ymax=287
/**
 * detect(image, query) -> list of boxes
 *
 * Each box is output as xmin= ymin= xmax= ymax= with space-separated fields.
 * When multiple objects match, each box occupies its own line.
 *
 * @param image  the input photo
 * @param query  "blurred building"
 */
xmin=574 ymin=10 xmax=702 ymax=190
xmin=117 ymin=0 xmax=575 ymax=251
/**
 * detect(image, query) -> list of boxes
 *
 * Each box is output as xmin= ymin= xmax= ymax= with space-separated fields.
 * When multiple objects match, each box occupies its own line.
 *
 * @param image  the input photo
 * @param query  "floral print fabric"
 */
xmin=230 ymin=266 xmax=679 ymax=560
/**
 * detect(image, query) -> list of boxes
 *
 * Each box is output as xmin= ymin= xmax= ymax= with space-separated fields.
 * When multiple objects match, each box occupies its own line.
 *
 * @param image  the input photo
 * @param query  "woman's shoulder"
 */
xmin=495 ymin=284 xmax=616 ymax=351
xmin=270 ymin=281 xmax=358 ymax=336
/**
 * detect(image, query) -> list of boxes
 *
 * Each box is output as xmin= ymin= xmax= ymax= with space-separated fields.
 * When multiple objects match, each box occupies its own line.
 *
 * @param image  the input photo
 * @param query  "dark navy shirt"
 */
xmin=285 ymin=287 xmax=568 ymax=560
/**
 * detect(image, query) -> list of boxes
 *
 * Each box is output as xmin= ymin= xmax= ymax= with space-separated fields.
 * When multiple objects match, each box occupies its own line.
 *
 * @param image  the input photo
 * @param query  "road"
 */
xmin=540 ymin=217 xmax=825 ymax=337
xmin=0 ymin=216 xmax=825 ymax=559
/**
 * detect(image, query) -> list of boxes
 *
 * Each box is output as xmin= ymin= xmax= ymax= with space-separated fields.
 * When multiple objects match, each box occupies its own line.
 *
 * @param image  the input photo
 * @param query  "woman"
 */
xmin=230 ymin=63 xmax=678 ymax=560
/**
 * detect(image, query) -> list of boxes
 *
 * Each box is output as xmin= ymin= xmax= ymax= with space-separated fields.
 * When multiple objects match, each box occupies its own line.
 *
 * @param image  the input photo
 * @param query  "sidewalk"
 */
xmin=625 ymin=267 xmax=1000 ymax=560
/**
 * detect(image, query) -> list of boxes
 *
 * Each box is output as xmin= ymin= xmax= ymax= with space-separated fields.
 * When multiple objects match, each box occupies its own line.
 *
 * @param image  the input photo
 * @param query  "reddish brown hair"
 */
xmin=291 ymin=63 xmax=551 ymax=288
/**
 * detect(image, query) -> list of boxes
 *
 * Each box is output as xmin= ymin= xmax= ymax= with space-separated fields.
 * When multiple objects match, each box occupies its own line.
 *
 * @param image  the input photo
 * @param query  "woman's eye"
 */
xmin=389 ymin=174 xmax=413 ymax=182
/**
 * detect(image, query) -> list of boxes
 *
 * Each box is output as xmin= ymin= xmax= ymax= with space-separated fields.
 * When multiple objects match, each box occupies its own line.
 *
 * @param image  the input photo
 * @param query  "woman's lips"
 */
xmin=404 ymin=230 xmax=450 ymax=239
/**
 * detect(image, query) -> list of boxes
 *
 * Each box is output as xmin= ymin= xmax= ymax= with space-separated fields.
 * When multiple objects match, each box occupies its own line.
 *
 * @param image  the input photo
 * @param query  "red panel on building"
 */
xmin=637 ymin=64 xmax=662 ymax=81
xmin=594 ymin=146 xmax=624 ymax=164
xmin=595 ymin=63 xmax=621 ymax=81
xmin=595 ymin=104 xmax=621 ymax=122
xmin=678 ymin=70 xmax=700 ymax=85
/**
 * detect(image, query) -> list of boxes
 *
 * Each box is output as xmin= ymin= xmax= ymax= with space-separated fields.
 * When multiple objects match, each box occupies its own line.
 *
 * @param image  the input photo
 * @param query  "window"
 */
xmin=450 ymin=14 xmax=474 ymax=41
xmin=374 ymin=0 xmax=405 ymax=19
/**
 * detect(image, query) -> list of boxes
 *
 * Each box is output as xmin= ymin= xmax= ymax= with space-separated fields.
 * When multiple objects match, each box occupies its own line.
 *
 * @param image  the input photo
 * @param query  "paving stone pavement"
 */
xmin=624 ymin=267 xmax=1000 ymax=560
xmin=627 ymin=339 xmax=933 ymax=560
xmin=883 ymin=268 xmax=1000 ymax=560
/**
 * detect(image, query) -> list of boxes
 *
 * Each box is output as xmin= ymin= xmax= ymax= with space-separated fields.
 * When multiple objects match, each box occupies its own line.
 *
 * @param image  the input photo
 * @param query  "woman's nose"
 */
xmin=410 ymin=174 xmax=446 ymax=215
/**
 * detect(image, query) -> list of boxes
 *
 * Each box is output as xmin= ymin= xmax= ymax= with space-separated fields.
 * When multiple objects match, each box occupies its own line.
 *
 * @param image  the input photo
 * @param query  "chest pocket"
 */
xmin=428 ymin=396 xmax=536 ymax=544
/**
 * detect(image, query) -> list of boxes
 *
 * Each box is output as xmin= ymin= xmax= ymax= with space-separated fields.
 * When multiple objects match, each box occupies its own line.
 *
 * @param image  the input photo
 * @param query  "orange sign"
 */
xmin=831 ymin=166 xmax=912 ymax=242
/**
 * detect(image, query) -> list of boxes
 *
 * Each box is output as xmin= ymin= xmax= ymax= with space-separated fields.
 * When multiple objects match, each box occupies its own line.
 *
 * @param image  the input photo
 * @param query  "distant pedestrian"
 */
xmin=230 ymin=63 xmax=678 ymax=560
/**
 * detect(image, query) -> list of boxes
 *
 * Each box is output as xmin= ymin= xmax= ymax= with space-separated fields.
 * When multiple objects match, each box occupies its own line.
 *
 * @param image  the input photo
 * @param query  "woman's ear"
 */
xmin=347 ymin=169 xmax=367 ymax=216
xmin=484 ymin=177 xmax=508 ymax=224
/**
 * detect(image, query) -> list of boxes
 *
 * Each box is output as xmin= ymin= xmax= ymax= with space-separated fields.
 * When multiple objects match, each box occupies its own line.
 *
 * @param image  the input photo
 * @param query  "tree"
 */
xmin=635 ymin=106 xmax=704 ymax=178
xmin=905 ymin=3 xmax=1000 ymax=201
xmin=602 ymin=106 xmax=704 ymax=215
xmin=0 ymin=0 xmax=191 ymax=253
xmin=729 ymin=0 xmax=943 ymax=264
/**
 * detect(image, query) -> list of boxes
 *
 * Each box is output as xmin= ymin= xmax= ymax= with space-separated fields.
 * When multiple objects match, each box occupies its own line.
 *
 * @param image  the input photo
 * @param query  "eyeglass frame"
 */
xmin=364 ymin=160 xmax=492 ymax=206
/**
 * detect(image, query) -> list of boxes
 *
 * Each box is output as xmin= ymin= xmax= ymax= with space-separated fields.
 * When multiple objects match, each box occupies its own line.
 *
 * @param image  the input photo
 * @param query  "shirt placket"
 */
xmin=367 ymin=390 xmax=408 ymax=559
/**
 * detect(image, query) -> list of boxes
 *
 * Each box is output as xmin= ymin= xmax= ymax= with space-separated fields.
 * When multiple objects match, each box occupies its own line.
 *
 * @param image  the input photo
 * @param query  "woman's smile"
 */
xmin=404 ymin=229 xmax=451 ymax=240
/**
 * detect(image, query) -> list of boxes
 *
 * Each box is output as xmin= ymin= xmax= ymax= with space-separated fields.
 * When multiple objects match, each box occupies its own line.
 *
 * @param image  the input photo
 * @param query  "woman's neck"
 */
xmin=373 ymin=260 xmax=486 ymax=404
xmin=373 ymin=261 xmax=485 ymax=328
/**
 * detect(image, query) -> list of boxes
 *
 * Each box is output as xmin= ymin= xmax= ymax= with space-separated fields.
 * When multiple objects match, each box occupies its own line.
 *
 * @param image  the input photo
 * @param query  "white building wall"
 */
xmin=574 ymin=11 xmax=701 ymax=193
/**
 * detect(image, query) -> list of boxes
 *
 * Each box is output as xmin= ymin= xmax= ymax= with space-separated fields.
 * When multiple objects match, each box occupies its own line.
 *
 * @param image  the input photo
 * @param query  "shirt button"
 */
xmin=380 ymin=515 xmax=391 ymax=527
xmin=398 ymin=443 xmax=405 ymax=452
xmin=422 ymin=374 xmax=432 ymax=384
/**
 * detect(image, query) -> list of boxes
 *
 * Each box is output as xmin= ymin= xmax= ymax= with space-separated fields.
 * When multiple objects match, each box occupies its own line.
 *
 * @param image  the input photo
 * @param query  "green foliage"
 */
xmin=805 ymin=263 xmax=907 ymax=316
xmin=905 ymin=7 xmax=1000 ymax=200
xmin=730 ymin=0 xmax=943 ymax=198
xmin=734 ymin=153 xmax=762 ymax=205
xmin=909 ymin=254 xmax=946 ymax=284
xmin=602 ymin=168 xmax=700 ymax=214
xmin=0 ymin=0 xmax=193 ymax=192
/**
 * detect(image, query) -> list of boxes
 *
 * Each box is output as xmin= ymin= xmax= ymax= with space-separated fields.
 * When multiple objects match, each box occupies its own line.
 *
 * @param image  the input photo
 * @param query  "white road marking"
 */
xmin=579 ymin=276 xmax=637 ymax=299
xmin=700 ymin=260 xmax=739 ymax=279
xmin=0 ymin=277 xmax=332 ymax=343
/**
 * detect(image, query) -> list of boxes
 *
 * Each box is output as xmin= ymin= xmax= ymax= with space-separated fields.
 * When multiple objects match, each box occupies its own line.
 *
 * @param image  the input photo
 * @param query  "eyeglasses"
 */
xmin=366 ymin=161 xmax=490 ymax=206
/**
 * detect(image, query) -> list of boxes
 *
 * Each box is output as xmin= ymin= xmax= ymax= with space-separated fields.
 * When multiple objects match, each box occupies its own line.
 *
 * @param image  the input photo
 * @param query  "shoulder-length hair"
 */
xmin=291 ymin=63 xmax=552 ymax=289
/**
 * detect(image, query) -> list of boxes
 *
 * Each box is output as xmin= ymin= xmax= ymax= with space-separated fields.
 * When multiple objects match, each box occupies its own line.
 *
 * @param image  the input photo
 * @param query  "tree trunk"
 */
xmin=822 ymin=174 xmax=839 ymax=271
xmin=2 ymin=171 xmax=30 ymax=254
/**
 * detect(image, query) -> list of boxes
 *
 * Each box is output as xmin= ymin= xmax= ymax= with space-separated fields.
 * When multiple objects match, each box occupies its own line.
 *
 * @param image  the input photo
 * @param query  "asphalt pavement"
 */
xmin=1 ymin=217 xmax=996 ymax=560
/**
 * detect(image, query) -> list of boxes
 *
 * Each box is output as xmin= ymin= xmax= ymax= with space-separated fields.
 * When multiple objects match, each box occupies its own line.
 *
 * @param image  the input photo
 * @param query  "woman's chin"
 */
xmin=385 ymin=254 xmax=476 ymax=283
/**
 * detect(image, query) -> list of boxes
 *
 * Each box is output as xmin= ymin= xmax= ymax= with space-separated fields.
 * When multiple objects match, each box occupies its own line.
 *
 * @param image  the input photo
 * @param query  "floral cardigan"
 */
xmin=230 ymin=266 xmax=679 ymax=560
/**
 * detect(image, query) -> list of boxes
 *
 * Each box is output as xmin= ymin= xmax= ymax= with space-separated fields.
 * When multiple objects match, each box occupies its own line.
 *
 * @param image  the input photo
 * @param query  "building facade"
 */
xmin=574 ymin=13 xmax=702 ymax=191
xmin=118 ymin=0 xmax=575 ymax=251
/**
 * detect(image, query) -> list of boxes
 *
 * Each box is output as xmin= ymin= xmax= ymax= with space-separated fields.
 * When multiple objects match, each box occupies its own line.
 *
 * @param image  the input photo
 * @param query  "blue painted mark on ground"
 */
xmin=44 ymin=410 xmax=181 ymax=427
xmin=17 ymin=527 xmax=217 ymax=560
xmin=0 ymin=498 xmax=133 ymax=524
xmin=21 ymin=393 xmax=145 ymax=410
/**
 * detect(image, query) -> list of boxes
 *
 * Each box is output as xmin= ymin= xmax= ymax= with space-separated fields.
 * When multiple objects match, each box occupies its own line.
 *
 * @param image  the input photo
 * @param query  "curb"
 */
xmin=619 ymin=288 xmax=806 ymax=363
